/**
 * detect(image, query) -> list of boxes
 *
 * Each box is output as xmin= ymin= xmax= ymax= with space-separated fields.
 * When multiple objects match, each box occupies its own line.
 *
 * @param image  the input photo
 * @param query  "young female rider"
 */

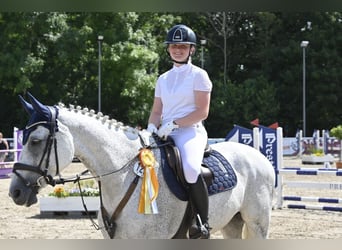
xmin=147 ymin=24 xmax=213 ymax=239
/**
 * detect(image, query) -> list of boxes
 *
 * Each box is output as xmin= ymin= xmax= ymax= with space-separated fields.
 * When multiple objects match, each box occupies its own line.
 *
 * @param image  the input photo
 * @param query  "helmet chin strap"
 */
xmin=171 ymin=57 xmax=189 ymax=64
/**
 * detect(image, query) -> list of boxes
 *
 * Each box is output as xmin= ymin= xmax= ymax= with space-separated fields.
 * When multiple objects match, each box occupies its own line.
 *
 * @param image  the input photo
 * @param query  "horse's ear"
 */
xmin=27 ymin=92 xmax=48 ymax=115
xmin=19 ymin=95 xmax=34 ymax=115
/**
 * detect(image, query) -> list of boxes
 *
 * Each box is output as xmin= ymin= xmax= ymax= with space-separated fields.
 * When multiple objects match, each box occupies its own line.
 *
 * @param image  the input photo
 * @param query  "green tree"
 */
xmin=0 ymin=12 xmax=340 ymax=139
xmin=0 ymin=13 xmax=68 ymax=134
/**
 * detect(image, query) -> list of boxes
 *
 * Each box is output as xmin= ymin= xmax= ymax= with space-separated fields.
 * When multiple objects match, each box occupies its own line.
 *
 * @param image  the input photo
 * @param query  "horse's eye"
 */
xmin=31 ymin=139 xmax=41 ymax=145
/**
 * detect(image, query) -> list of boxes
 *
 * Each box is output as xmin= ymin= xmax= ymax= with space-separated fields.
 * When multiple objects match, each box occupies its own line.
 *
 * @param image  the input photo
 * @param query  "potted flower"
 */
xmin=302 ymin=144 xmax=334 ymax=164
xmin=330 ymin=125 xmax=342 ymax=169
xmin=40 ymin=180 xmax=100 ymax=214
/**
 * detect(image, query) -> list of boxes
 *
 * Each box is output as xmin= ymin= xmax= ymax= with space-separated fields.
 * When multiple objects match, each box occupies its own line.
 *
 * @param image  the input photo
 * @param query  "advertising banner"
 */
xmin=225 ymin=125 xmax=253 ymax=147
xmin=258 ymin=126 xmax=277 ymax=170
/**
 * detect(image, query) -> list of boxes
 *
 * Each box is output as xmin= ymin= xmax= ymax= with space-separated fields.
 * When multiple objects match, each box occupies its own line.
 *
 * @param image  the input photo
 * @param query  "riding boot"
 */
xmin=188 ymin=175 xmax=210 ymax=239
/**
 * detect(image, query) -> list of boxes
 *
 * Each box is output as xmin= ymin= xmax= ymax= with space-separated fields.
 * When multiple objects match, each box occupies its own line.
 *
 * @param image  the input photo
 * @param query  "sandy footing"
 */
xmin=1 ymin=156 xmax=342 ymax=239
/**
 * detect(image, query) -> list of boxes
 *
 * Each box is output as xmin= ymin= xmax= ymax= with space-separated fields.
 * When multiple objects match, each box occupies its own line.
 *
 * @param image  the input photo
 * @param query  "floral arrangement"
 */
xmin=305 ymin=144 xmax=325 ymax=156
xmin=49 ymin=180 xmax=99 ymax=198
xmin=309 ymin=148 xmax=324 ymax=157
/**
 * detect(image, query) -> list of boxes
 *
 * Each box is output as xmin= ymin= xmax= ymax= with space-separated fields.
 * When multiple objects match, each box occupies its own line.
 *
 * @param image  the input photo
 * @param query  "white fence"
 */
xmin=0 ymin=127 xmax=22 ymax=167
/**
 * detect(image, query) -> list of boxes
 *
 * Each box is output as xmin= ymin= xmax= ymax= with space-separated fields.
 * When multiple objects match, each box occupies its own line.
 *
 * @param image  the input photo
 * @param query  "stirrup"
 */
xmin=189 ymin=215 xmax=210 ymax=239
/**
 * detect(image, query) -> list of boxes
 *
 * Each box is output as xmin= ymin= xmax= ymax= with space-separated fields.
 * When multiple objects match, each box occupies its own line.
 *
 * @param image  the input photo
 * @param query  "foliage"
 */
xmin=49 ymin=180 xmax=99 ymax=198
xmin=330 ymin=125 xmax=342 ymax=162
xmin=330 ymin=125 xmax=342 ymax=140
xmin=0 ymin=12 xmax=341 ymax=139
xmin=330 ymin=124 xmax=342 ymax=162
xmin=306 ymin=145 xmax=324 ymax=156
xmin=207 ymin=76 xmax=279 ymax=137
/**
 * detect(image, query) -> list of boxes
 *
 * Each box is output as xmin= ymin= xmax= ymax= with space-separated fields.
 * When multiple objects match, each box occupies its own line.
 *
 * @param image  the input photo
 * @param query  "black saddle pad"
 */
xmin=159 ymin=144 xmax=237 ymax=201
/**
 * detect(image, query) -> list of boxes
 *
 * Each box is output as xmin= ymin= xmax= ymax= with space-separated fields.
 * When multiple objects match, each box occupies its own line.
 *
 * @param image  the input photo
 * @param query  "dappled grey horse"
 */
xmin=9 ymin=93 xmax=275 ymax=239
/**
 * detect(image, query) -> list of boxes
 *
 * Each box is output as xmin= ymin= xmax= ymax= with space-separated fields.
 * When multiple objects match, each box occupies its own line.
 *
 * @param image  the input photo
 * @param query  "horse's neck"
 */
xmin=58 ymin=107 xmax=141 ymax=175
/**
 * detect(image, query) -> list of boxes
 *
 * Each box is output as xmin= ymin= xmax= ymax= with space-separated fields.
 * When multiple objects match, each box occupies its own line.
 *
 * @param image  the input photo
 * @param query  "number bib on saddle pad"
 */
xmin=157 ymin=140 xmax=237 ymax=201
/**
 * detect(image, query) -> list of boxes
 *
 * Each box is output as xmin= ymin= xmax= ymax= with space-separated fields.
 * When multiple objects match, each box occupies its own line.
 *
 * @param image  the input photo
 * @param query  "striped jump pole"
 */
xmin=286 ymin=204 xmax=342 ymax=212
xmin=284 ymin=195 xmax=342 ymax=212
xmin=278 ymin=167 xmax=342 ymax=176
xmin=277 ymin=167 xmax=342 ymax=211
xmin=283 ymin=196 xmax=342 ymax=204
xmin=276 ymin=168 xmax=342 ymax=210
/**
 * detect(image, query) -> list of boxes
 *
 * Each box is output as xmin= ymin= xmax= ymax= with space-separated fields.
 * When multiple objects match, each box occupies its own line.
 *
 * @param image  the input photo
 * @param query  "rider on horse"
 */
xmin=147 ymin=24 xmax=213 ymax=239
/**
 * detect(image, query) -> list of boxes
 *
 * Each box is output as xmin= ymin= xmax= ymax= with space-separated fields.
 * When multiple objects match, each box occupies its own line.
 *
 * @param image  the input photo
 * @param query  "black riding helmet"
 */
xmin=165 ymin=24 xmax=197 ymax=45
xmin=165 ymin=24 xmax=197 ymax=64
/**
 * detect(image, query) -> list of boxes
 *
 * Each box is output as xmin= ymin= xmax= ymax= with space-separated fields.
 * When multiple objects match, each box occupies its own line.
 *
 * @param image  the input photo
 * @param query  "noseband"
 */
xmin=12 ymin=106 xmax=60 ymax=192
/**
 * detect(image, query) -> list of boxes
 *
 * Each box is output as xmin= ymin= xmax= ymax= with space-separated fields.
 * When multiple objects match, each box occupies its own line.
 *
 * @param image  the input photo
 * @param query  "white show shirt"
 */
xmin=155 ymin=63 xmax=212 ymax=125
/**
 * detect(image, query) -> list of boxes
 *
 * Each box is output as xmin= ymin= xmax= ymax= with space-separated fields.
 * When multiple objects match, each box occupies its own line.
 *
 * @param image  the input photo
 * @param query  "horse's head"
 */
xmin=9 ymin=93 xmax=74 ymax=206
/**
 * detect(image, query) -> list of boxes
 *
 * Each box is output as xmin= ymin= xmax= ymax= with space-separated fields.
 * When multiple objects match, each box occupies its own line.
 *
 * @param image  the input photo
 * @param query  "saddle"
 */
xmin=156 ymin=136 xmax=237 ymax=238
xmin=163 ymin=137 xmax=213 ymax=188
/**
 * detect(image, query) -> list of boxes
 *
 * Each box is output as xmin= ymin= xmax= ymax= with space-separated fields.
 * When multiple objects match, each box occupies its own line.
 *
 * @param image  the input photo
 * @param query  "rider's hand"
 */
xmin=157 ymin=121 xmax=179 ymax=140
xmin=146 ymin=123 xmax=158 ymax=134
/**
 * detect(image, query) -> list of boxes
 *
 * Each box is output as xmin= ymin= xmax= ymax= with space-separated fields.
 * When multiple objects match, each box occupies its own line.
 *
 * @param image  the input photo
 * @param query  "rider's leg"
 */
xmin=170 ymin=125 xmax=207 ymax=184
xmin=188 ymin=175 xmax=210 ymax=239
xmin=170 ymin=125 xmax=210 ymax=239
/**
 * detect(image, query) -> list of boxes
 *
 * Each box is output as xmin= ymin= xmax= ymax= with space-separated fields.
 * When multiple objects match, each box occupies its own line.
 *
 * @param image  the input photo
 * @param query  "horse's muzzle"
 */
xmin=9 ymin=175 xmax=39 ymax=207
xmin=9 ymin=186 xmax=38 ymax=207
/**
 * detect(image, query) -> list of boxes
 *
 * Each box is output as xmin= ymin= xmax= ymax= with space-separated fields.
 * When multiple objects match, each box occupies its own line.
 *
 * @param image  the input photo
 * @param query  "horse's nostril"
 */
xmin=13 ymin=189 xmax=21 ymax=199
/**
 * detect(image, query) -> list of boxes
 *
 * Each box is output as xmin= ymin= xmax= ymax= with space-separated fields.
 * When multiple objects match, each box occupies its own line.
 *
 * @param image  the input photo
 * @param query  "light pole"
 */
xmin=98 ymin=35 xmax=104 ymax=112
xmin=200 ymin=39 xmax=206 ymax=68
xmin=301 ymin=40 xmax=309 ymax=137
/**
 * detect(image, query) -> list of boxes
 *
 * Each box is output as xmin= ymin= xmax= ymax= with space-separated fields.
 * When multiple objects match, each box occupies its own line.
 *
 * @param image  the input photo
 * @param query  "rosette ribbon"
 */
xmin=138 ymin=148 xmax=159 ymax=214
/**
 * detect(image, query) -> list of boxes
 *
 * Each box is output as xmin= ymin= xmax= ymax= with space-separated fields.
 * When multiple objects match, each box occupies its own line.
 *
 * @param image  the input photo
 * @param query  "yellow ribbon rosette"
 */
xmin=138 ymin=148 xmax=159 ymax=214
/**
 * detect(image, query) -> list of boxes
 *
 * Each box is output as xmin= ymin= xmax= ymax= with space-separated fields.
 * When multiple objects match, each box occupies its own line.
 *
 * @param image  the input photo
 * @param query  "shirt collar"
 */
xmin=172 ymin=63 xmax=191 ymax=73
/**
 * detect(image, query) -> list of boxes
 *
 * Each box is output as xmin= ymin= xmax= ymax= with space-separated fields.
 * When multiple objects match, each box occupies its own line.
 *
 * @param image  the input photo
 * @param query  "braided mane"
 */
xmin=58 ymin=103 xmax=139 ymax=136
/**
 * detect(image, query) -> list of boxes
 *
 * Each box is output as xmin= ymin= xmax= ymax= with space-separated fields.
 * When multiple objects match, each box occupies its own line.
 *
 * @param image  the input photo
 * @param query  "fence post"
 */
xmin=298 ymin=130 xmax=303 ymax=157
xmin=275 ymin=127 xmax=283 ymax=208
xmin=13 ymin=127 xmax=18 ymax=162
xmin=253 ymin=127 xmax=259 ymax=150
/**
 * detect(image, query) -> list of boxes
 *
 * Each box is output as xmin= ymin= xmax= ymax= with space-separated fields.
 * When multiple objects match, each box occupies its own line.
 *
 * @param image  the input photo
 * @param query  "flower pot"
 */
xmin=39 ymin=196 xmax=99 ymax=214
xmin=336 ymin=162 xmax=342 ymax=169
xmin=301 ymin=154 xmax=334 ymax=164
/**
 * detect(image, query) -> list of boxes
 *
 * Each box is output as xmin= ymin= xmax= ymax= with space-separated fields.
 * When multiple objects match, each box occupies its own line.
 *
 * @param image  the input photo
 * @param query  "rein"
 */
xmin=99 ymin=136 xmax=171 ymax=238
xmin=99 ymin=176 xmax=140 ymax=238
xmin=15 ymin=113 xmax=171 ymax=238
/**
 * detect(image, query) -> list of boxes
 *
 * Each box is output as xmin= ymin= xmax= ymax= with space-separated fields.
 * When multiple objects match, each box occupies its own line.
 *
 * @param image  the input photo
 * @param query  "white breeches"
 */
xmin=169 ymin=124 xmax=208 ymax=183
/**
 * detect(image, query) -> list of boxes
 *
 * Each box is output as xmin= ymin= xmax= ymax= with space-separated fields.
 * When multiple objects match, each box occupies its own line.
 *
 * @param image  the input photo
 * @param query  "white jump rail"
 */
xmin=276 ymin=167 xmax=342 ymax=212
